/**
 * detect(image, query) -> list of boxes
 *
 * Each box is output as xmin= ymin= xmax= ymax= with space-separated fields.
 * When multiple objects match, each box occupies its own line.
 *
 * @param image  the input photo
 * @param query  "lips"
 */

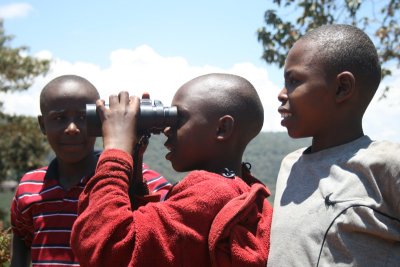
xmin=59 ymin=142 xmax=86 ymax=152
xmin=278 ymin=107 xmax=292 ymax=126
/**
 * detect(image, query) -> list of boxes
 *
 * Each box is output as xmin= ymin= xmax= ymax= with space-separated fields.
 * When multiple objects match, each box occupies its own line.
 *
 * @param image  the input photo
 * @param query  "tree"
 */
xmin=257 ymin=0 xmax=399 ymax=99
xmin=0 ymin=113 xmax=51 ymax=182
xmin=0 ymin=227 xmax=11 ymax=266
xmin=0 ymin=20 xmax=51 ymax=182
xmin=0 ymin=19 xmax=50 ymax=107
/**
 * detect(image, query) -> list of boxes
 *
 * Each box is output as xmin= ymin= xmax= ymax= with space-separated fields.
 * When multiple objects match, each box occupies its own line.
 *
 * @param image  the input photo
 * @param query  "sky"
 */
xmin=0 ymin=1 xmax=399 ymax=143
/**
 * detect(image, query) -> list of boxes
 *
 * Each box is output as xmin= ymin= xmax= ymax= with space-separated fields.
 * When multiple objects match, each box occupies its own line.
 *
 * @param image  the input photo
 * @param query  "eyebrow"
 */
xmin=47 ymin=109 xmax=66 ymax=114
xmin=47 ymin=108 xmax=86 ymax=113
xmin=284 ymin=69 xmax=295 ymax=79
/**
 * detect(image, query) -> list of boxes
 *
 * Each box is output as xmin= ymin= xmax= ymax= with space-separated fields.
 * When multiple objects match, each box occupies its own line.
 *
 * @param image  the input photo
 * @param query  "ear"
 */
xmin=38 ymin=115 xmax=46 ymax=135
xmin=335 ymin=71 xmax=356 ymax=103
xmin=216 ymin=115 xmax=234 ymax=141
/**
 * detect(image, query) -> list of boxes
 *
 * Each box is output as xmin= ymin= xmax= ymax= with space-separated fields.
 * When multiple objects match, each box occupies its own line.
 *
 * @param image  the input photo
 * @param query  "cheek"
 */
xmin=45 ymin=135 xmax=61 ymax=153
xmin=43 ymin=120 xmax=67 ymax=133
xmin=87 ymin=137 xmax=97 ymax=147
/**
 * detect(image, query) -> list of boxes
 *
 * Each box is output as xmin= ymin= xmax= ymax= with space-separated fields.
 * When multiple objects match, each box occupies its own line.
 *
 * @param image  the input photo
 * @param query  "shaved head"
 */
xmin=178 ymin=73 xmax=264 ymax=143
xmin=40 ymin=75 xmax=99 ymax=114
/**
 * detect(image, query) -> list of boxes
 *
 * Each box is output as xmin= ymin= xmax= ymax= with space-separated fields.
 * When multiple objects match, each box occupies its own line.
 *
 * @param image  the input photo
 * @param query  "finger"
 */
xmin=129 ymin=95 xmax=140 ymax=112
xmin=96 ymin=99 xmax=106 ymax=121
xmin=96 ymin=99 xmax=105 ymax=107
xmin=118 ymin=91 xmax=130 ymax=105
xmin=109 ymin=94 xmax=119 ymax=107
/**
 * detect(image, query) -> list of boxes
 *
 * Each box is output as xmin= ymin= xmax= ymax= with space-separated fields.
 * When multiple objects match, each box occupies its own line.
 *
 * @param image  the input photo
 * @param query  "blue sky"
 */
xmin=1 ymin=1 xmax=277 ymax=72
xmin=0 ymin=1 xmax=399 ymax=142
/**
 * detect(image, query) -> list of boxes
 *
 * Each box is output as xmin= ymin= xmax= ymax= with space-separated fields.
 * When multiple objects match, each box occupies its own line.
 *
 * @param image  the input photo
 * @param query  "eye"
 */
xmin=54 ymin=114 xmax=64 ymax=121
xmin=286 ymin=77 xmax=297 ymax=86
xmin=284 ymin=76 xmax=301 ymax=91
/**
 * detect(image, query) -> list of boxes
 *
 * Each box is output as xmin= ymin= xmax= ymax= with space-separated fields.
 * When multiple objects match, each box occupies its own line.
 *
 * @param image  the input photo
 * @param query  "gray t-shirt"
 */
xmin=268 ymin=136 xmax=400 ymax=267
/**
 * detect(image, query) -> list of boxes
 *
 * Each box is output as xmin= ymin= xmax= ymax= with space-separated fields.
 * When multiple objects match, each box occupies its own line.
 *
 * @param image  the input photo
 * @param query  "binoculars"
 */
xmin=86 ymin=99 xmax=178 ymax=136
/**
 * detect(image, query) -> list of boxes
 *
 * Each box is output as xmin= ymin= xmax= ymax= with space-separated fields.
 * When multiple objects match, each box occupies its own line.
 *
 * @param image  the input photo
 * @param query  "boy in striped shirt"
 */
xmin=10 ymin=75 xmax=171 ymax=267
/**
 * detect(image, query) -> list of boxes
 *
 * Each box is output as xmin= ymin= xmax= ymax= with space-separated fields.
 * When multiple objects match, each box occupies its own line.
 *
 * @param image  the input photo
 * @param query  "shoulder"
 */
xmin=13 ymin=166 xmax=49 ymax=209
xmin=18 ymin=166 xmax=48 ymax=184
xmin=281 ymin=147 xmax=307 ymax=165
xmin=367 ymin=139 xmax=400 ymax=155
xmin=357 ymin=139 xmax=400 ymax=166
xmin=175 ymin=170 xmax=249 ymax=197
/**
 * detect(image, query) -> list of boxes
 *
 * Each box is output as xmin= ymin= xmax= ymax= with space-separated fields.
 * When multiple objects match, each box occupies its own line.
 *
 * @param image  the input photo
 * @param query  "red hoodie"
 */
xmin=71 ymin=149 xmax=272 ymax=267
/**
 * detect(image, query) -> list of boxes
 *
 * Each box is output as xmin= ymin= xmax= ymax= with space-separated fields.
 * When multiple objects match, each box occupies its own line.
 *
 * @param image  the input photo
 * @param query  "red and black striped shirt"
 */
xmin=11 ymin=154 xmax=171 ymax=267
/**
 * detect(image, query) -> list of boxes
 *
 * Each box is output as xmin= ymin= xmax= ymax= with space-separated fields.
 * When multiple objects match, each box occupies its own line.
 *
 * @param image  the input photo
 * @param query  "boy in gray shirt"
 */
xmin=268 ymin=24 xmax=400 ymax=266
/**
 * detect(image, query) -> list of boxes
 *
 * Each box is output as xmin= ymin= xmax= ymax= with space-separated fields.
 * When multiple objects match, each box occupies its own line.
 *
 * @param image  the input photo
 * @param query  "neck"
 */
xmin=207 ymin=157 xmax=243 ymax=178
xmin=311 ymin=125 xmax=364 ymax=153
xmin=57 ymin=153 xmax=97 ymax=190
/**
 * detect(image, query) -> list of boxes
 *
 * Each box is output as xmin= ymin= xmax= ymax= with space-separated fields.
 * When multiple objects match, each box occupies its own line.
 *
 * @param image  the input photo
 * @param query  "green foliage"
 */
xmin=0 ymin=20 xmax=51 ymax=187
xmin=0 ymin=19 xmax=50 ymax=100
xmin=0 ymin=228 xmax=11 ymax=267
xmin=0 ymin=191 xmax=14 ymax=229
xmin=0 ymin=113 xmax=51 ymax=182
xmin=257 ymin=0 xmax=400 ymax=97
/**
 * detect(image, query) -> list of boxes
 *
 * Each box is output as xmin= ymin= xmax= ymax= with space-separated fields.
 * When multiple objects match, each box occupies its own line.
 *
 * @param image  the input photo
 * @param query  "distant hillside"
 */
xmin=142 ymin=131 xmax=311 ymax=200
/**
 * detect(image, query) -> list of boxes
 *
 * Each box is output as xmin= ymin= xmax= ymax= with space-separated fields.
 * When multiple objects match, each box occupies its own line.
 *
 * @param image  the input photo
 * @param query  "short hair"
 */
xmin=40 ymin=75 xmax=99 ymax=113
xmin=189 ymin=73 xmax=264 ymax=143
xmin=302 ymin=24 xmax=381 ymax=95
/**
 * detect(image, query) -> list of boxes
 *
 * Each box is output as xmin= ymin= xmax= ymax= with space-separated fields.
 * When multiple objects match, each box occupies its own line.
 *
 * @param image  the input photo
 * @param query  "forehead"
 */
xmin=285 ymin=40 xmax=326 ymax=76
xmin=172 ymin=83 xmax=207 ymax=108
xmin=284 ymin=39 xmax=327 ymax=78
xmin=42 ymin=81 xmax=98 ymax=112
xmin=286 ymin=40 xmax=315 ymax=67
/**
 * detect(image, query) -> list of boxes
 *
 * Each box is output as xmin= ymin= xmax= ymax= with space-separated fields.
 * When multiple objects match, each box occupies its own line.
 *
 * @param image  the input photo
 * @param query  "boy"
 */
xmin=268 ymin=24 xmax=400 ymax=266
xmin=70 ymin=73 xmax=273 ymax=267
xmin=10 ymin=75 xmax=171 ymax=267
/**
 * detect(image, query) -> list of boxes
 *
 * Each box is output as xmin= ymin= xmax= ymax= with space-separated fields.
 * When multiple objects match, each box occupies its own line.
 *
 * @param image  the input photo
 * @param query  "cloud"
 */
xmin=1 ymin=44 xmax=399 ymax=142
xmin=0 ymin=3 xmax=32 ymax=19
xmin=363 ymin=64 xmax=400 ymax=142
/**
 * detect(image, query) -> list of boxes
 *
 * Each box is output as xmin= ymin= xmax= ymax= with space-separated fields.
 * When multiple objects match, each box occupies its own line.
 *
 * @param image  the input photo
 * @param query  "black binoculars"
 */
xmin=86 ymin=99 xmax=178 ymax=136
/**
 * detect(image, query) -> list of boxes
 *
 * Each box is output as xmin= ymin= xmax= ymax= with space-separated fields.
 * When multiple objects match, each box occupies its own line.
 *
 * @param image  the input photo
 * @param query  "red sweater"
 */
xmin=71 ymin=149 xmax=272 ymax=267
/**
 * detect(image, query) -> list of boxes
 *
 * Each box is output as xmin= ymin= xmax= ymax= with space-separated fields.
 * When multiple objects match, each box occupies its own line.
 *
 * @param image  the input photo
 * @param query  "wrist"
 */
xmin=103 ymin=137 xmax=137 ymax=155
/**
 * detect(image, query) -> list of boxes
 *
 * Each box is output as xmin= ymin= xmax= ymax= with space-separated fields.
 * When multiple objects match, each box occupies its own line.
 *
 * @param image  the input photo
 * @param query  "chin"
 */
xmin=171 ymin=164 xmax=185 ymax=173
xmin=171 ymin=162 xmax=191 ymax=173
xmin=288 ymin=130 xmax=311 ymax=139
xmin=288 ymin=132 xmax=301 ymax=139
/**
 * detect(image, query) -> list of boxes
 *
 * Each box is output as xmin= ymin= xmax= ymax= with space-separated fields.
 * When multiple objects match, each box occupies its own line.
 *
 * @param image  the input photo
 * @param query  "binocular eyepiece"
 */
xmin=86 ymin=99 xmax=178 ymax=136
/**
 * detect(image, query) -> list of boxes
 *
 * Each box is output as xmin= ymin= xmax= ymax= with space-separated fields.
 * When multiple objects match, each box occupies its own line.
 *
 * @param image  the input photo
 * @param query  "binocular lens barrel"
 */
xmin=86 ymin=100 xmax=178 ymax=136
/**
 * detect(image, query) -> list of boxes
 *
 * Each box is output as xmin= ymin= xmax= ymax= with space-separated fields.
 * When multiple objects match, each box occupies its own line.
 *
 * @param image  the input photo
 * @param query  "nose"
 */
xmin=65 ymin=121 xmax=80 ymax=135
xmin=278 ymin=87 xmax=288 ymax=103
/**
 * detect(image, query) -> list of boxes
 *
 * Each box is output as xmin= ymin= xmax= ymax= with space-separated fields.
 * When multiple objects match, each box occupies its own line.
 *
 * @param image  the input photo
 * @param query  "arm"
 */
xmin=135 ymin=92 xmax=172 ymax=200
xmin=71 ymin=149 xmax=178 ymax=266
xmin=11 ymin=234 xmax=31 ymax=267
xmin=71 ymin=92 xmax=140 ymax=266
xmin=71 ymin=149 xmax=137 ymax=266
xmin=10 ymin=183 xmax=34 ymax=267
